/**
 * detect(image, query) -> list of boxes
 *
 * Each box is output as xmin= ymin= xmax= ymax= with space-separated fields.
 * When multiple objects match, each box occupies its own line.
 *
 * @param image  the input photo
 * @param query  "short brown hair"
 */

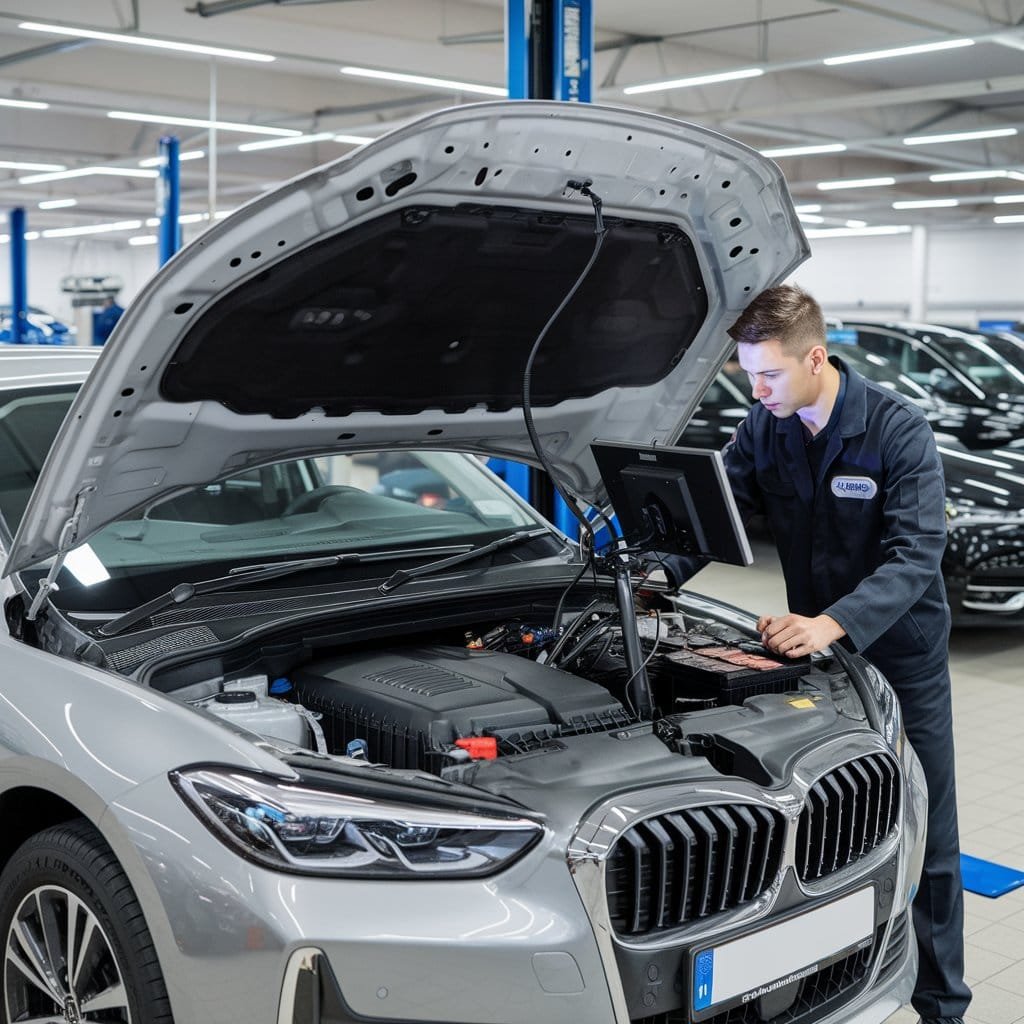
xmin=726 ymin=284 xmax=825 ymax=357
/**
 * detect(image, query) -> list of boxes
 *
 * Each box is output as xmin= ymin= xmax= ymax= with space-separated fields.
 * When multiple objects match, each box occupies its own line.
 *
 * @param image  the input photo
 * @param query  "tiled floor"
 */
xmin=692 ymin=542 xmax=1024 ymax=1024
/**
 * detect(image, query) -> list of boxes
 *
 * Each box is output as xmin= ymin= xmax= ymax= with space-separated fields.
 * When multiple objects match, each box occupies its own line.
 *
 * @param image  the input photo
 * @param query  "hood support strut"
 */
xmin=26 ymin=489 xmax=93 ymax=622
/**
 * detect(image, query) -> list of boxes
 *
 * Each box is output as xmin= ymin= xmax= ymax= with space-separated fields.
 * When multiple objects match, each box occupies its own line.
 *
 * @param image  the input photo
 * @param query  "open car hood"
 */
xmin=7 ymin=101 xmax=806 ymax=574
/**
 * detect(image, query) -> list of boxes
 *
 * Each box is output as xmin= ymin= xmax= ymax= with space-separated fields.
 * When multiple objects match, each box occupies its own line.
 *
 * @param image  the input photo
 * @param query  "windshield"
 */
xmin=29 ymin=451 xmax=548 ymax=614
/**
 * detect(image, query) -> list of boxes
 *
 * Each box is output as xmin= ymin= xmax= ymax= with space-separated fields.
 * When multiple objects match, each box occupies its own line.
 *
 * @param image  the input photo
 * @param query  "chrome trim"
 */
xmin=568 ymin=731 xmax=901 ymax=1024
xmin=966 ymin=583 xmax=1024 ymax=592
xmin=963 ymin=591 xmax=1024 ymax=612
xmin=277 ymin=946 xmax=323 ymax=1024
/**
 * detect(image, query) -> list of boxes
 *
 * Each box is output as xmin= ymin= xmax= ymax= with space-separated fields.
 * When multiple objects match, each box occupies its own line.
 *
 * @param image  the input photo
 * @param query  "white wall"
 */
xmin=790 ymin=225 xmax=1024 ymax=327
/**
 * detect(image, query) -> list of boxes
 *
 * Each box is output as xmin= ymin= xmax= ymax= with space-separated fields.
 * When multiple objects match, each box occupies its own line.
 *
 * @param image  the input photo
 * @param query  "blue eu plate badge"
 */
xmin=693 ymin=949 xmax=714 ymax=1010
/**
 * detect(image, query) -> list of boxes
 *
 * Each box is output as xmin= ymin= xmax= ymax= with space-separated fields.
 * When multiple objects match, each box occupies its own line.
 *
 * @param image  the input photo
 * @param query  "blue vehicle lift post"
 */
xmin=493 ymin=1 xmax=594 ymax=536
xmin=158 ymin=136 xmax=181 ymax=266
xmin=9 ymin=207 xmax=28 ymax=345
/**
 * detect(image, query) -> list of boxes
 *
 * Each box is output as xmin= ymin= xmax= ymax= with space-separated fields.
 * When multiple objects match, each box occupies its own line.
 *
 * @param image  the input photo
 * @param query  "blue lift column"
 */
xmin=157 ymin=136 xmax=181 ymax=267
xmin=9 ymin=207 xmax=28 ymax=345
xmin=496 ymin=1 xmax=594 ymax=537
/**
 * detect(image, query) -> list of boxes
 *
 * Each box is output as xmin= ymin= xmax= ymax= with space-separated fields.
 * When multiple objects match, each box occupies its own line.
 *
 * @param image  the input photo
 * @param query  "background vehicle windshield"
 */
xmin=922 ymin=332 xmax=1024 ymax=398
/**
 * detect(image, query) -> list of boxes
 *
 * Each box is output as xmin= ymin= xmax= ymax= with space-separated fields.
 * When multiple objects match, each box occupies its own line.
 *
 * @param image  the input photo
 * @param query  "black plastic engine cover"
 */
xmin=292 ymin=645 xmax=627 ymax=754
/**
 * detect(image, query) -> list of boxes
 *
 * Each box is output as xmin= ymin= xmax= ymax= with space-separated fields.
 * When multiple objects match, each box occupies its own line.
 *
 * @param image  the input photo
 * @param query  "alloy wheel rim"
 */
xmin=4 ymin=885 xmax=131 ymax=1023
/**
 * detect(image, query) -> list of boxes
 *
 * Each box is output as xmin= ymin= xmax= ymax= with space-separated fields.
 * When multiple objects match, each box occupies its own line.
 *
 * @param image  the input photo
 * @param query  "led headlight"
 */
xmin=171 ymin=767 xmax=543 ymax=878
xmin=862 ymin=662 xmax=903 ymax=757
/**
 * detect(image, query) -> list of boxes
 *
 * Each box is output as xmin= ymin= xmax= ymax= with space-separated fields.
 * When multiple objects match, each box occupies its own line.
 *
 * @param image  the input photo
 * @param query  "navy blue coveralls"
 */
xmin=669 ymin=357 xmax=970 ymax=1018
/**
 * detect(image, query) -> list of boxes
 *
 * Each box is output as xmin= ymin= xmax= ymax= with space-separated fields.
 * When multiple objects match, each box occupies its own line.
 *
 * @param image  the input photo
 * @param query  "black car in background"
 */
xmin=683 ymin=367 xmax=1024 ymax=627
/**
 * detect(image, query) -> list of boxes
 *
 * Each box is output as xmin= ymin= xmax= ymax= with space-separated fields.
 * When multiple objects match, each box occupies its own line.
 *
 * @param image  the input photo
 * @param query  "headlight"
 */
xmin=171 ymin=767 xmax=543 ymax=878
xmin=862 ymin=662 xmax=904 ymax=757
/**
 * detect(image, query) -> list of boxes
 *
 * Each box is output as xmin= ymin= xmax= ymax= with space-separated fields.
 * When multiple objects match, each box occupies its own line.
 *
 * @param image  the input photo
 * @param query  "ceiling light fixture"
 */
xmin=0 ymin=97 xmax=48 ymax=110
xmin=993 ymin=194 xmax=1024 ymax=204
xmin=623 ymin=66 xmax=763 ymax=96
xmin=793 ymin=204 xmax=822 ymax=213
xmin=237 ymin=132 xmax=338 ymax=152
xmin=19 ymin=21 xmax=275 ymax=62
xmin=761 ymin=143 xmax=847 ymax=158
xmin=108 ymin=111 xmax=300 ymax=137
xmin=823 ymin=38 xmax=973 ymax=66
xmin=128 ymin=235 xmax=158 ymax=246
xmin=340 ymin=66 xmax=506 ymax=97
xmin=19 ymin=166 xmax=159 ymax=185
xmin=845 ymin=219 xmax=868 ymax=227
xmin=797 ymin=213 xmax=825 ymax=223
xmin=817 ymin=176 xmax=896 ymax=191
xmin=904 ymin=127 xmax=1018 ymax=146
xmin=0 ymin=159 xmax=65 ymax=172
xmin=38 ymin=198 xmax=77 ymax=209
xmin=803 ymin=225 xmax=912 ymax=238
xmin=994 ymin=214 xmax=1024 ymax=223
xmin=892 ymin=198 xmax=960 ymax=209
xmin=929 ymin=169 xmax=1010 ymax=182
xmin=138 ymin=150 xmax=205 ymax=167
xmin=41 ymin=219 xmax=143 ymax=239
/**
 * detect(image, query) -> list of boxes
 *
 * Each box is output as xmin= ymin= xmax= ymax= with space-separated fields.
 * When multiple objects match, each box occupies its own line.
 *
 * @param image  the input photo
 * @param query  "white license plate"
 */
xmin=691 ymin=887 xmax=875 ymax=1016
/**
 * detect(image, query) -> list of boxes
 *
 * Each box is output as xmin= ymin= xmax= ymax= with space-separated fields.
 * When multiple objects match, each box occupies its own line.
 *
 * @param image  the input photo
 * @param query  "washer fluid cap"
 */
xmin=270 ymin=677 xmax=293 ymax=695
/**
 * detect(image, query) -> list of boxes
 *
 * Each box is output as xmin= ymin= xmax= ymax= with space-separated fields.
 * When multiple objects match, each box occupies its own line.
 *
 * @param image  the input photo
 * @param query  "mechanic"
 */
xmin=92 ymin=294 xmax=125 ymax=345
xmin=661 ymin=284 xmax=970 ymax=1024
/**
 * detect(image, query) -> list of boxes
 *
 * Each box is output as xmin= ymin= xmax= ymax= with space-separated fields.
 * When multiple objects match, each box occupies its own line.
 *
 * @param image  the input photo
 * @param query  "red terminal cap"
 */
xmin=454 ymin=737 xmax=499 ymax=760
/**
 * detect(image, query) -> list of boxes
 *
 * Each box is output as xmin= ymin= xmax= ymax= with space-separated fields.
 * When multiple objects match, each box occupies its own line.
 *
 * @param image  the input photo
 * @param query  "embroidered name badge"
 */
xmin=831 ymin=476 xmax=878 ymax=499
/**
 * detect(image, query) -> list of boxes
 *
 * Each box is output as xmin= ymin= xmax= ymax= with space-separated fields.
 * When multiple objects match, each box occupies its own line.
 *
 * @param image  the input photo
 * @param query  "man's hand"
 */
xmin=756 ymin=613 xmax=846 ymax=658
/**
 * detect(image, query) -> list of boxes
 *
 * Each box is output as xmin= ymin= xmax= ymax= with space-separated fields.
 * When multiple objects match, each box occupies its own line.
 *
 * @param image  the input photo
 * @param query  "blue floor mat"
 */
xmin=961 ymin=854 xmax=1024 ymax=898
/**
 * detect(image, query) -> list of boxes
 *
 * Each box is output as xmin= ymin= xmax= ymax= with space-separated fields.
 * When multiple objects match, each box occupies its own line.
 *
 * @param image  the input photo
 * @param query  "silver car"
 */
xmin=0 ymin=102 xmax=924 ymax=1024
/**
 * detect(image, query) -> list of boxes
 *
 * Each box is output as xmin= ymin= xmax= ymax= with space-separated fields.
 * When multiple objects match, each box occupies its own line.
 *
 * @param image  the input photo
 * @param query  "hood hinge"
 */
xmin=26 ymin=488 xmax=93 ymax=622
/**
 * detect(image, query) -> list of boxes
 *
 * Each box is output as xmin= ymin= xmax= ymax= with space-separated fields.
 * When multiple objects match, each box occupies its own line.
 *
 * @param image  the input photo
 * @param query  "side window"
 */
xmin=0 ymin=389 xmax=76 ymax=536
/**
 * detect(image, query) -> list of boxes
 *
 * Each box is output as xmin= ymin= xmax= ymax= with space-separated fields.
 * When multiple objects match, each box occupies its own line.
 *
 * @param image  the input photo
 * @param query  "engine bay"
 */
xmin=164 ymin=604 xmax=870 ymax=784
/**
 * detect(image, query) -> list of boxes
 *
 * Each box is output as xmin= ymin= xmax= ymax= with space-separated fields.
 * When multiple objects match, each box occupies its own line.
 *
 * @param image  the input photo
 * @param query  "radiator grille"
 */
xmin=605 ymin=804 xmax=785 ymax=936
xmin=796 ymin=753 xmax=900 ymax=883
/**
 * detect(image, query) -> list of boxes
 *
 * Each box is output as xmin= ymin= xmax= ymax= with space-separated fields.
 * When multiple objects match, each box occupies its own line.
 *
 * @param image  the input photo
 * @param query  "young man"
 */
xmin=668 ymin=284 xmax=969 ymax=1024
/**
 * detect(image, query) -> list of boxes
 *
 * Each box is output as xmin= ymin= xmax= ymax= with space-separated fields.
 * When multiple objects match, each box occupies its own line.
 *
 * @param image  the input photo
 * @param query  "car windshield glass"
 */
xmin=925 ymin=333 xmax=1024 ymax=397
xmin=43 ymin=451 xmax=546 ymax=609
xmin=0 ymin=385 xmax=78 ymax=536
xmin=832 ymin=344 xmax=932 ymax=400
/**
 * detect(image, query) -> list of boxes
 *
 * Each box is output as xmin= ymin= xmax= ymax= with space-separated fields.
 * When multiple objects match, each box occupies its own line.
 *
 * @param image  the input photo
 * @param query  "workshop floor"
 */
xmin=692 ymin=541 xmax=1024 ymax=1024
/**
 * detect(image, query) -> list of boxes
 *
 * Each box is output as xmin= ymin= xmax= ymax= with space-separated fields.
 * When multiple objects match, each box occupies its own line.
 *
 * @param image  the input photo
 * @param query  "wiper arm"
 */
xmin=98 ymin=544 xmax=474 ymax=638
xmin=378 ymin=528 xmax=553 ymax=595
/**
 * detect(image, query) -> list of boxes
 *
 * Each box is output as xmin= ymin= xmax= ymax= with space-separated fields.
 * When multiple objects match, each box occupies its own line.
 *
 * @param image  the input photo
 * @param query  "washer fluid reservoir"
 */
xmin=199 ymin=690 xmax=309 ymax=748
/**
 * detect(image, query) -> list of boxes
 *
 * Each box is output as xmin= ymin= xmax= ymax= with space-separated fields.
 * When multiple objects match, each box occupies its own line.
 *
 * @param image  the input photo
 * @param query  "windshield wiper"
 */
xmin=97 ymin=545 xmax=474 ymax=638
xmin=378 ymin=528 xmax=554 ymax=595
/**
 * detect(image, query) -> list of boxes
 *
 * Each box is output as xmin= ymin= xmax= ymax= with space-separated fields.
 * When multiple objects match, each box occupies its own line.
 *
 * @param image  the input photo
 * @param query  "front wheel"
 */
xmin=0 ymin=818 xmax=173 ymax=1023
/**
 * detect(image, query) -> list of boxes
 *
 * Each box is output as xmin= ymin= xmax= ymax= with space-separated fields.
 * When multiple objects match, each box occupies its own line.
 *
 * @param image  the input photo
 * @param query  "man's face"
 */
xmin=737 ymin=338 xmax=818 ymax=418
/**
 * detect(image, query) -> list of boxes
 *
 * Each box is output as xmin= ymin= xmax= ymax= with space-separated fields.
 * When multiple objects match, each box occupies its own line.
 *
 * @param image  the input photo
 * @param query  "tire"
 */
xmin=0 ymin=817 xmax=173 ymax=1023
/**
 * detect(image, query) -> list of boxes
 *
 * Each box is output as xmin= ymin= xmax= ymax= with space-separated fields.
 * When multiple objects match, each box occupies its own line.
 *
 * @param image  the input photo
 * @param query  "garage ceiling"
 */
xmin=0 ymin=0 xmax=1022 ymax=242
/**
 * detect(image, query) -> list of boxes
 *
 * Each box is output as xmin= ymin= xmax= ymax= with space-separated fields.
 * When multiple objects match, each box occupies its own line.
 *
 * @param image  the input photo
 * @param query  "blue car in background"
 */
xmin=0 ymin=305 xmax=75 ymax=345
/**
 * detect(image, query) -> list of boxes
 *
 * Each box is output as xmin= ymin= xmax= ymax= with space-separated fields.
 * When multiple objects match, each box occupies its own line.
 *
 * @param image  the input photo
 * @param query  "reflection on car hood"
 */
xmin=7 ymin=100 xmax=806 ymax=574
xmin=939 ymin=443 xmax=1024 ymax=513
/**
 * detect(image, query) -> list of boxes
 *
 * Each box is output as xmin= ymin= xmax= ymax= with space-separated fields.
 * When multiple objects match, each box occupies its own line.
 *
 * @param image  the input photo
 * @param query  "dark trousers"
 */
xmin=871 ymin=645 xmax=971 ymax=1018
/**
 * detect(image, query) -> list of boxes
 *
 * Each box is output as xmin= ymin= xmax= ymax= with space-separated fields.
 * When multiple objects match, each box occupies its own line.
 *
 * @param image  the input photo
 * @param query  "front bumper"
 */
xmin=112 ymin=734 xmax=927 ymax=1024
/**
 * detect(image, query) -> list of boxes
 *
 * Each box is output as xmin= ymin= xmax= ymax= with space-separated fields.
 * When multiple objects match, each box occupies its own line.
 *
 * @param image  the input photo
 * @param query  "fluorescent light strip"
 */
xmin=128 ymin=235 xmax=158 ymax=246
xmin=993 ymin=194 xmax=1024 ymax=204
xmin=761 ymin=143 xmax=846 ymax=158
xmin=237 ymin=132 xmax=337 ymax=152
xmin=19 ymin=21 xmax=274 ymax=62
xmin=824 ymin=38 xmax=973 ymax=66
xmin=334 ymin=134 xmax=374 ymax=146
xmin=0 ymin=159 xmax=65 ymax=172
xmin=108 ymin=111 xmax=300 ymax=137
xmin=846 ymin=219 xmax=868 ymax=227
xmin=797 ymin=213 xmax=825 ymax=223
xmin=929 ymin=169 xmax=1010 ymax=182
xmin=0 ymin=97 xmax=48 ymax=109
xmin=41 ymin=219 xmax=142 ymax=239
xmin=793 ymin=204 xmax=821 ymax=213
xmin=623 ymin=66 xmax=763 ymax=96
xmin=340 ymin=66 xmax=506 ymax=97
xmin=892 ymin=198 xmax=960 ymax=209
xmin=994 ymin=214 xmax=1024 ymax=223
xmin=817 ymin=176 xmax=895 ymax=191
xmin=804 ymin=225 xmax=912 ymax=238
xmin=19 ymin=166 xmax=159 ymax=185
xmin=904 ymin=127 xmax=1018 ymax=146
xmin=38 ymin=198 xmax=77 ymax=209
xmin=138 ymin=150 xmax=205 ymax=167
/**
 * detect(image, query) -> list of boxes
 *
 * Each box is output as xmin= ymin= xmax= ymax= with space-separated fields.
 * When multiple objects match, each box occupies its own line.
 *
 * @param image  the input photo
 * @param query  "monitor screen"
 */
xmin=591 ymin=440 xmax=752 ymax=566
